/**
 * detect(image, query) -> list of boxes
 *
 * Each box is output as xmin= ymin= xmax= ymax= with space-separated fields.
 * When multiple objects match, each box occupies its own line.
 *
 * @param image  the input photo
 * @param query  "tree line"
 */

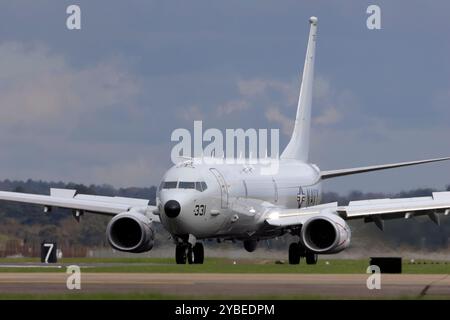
xmin=0 ymin=179 xmax=449 ymax=250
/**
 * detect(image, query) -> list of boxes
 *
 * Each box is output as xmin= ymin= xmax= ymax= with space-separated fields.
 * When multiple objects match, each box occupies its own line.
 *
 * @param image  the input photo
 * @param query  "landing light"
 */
xmin=268 ymin=212 xmax=279 ymax=220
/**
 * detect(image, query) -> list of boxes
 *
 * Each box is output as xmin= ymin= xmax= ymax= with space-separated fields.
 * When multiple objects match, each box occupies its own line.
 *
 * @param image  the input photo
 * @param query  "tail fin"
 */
xmin=281 ymin=16 xmax=318 ymax=162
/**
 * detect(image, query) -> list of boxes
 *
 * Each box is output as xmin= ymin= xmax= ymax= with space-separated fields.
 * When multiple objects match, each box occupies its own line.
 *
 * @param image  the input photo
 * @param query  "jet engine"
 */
xmin=106 ymin=212 xmax=155 ymax=253
xmin=300 ymin=213 xmax=351 ymax=254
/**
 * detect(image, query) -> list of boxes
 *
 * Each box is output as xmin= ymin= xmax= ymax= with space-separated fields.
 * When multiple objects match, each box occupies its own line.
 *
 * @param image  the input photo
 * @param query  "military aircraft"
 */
xmin=1 ymin=16 xmax=450 ymax=264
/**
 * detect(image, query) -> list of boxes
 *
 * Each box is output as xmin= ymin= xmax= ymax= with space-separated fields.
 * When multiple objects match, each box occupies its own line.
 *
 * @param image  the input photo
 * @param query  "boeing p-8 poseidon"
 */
xmin=1 ymin=17 xmax=450 ymax=264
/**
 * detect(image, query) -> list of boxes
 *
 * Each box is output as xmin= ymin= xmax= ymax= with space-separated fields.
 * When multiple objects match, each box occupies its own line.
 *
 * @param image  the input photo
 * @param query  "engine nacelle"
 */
xmin=106 ymin=212 xmax=155 ymax=253
xmin=300 ymin=213 xmax=351 ymax=254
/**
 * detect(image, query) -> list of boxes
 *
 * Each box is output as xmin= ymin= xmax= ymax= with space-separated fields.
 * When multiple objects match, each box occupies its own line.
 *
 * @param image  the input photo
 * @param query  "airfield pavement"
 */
xmin=0 ymin=272 xmax=449 ymax=298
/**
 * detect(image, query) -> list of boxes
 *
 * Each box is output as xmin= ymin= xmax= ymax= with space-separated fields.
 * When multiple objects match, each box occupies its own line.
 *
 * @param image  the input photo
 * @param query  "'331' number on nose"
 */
xmin=194 ymin=204 xmax=206 ymax=216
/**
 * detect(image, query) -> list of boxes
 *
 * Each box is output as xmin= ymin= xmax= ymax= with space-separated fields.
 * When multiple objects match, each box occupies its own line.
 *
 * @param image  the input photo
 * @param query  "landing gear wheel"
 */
xmin=288 ymin=243 xmax=301 ymax=265
xmin=187 ymin=246 xmax=194 ymax=264
xmin=193 ymin=243 xmax=204 ymax=264
xmin=175 ymin=244 xmax=187 ymax=264
xmin=305 ymin=251 xmax=318 ymax=265
xmin=186 ymin=243 xmax=204 ymax=264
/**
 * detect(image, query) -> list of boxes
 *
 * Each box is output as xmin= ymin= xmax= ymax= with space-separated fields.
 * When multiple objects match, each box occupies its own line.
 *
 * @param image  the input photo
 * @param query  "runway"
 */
xmin=0 ymin=273 xmax=449 ymax=298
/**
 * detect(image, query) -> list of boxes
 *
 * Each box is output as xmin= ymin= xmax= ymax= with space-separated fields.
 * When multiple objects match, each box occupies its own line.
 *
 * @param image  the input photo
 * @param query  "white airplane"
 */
xmin=1 ymin=16 xmax=450 ymax=265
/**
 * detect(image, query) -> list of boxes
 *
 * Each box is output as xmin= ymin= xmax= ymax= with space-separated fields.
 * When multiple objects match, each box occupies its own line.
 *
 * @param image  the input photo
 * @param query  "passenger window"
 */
xmin=163 ymin=181 xmax=177 ymax=189
xmin=179 ymin=182 xmax=195 ymax=189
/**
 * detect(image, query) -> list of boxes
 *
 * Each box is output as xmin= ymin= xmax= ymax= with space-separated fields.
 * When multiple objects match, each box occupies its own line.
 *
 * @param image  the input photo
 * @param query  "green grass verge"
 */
xmin=0 ymin=257 xmax=449 ymax=274
xmin=0 ymin=257 xmax=174 ymax=264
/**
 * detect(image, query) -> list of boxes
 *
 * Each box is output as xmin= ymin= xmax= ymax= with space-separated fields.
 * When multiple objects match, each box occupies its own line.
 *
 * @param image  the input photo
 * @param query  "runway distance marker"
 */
xmin=41 ymin=241 xmax=57 ymax=263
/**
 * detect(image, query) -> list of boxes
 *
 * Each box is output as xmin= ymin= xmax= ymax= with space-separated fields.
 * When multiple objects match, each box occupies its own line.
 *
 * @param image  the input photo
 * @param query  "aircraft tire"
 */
xmin=306 ymin=251 xmax=318 ymax=265
xmin=175 ymin=244 xmax=187 ymax=264
xmin=187 ymin=246 xmax=194 ymax=264
xmin=288 ymin=242 xmax=301 ymax=265
xmin=193 ymin=243 xmax=204 ymax=264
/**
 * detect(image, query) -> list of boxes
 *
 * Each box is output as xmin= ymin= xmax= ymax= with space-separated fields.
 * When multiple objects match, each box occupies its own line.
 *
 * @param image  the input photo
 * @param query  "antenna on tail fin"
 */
xmin=281 ymin=16 xmax=318 ymax=162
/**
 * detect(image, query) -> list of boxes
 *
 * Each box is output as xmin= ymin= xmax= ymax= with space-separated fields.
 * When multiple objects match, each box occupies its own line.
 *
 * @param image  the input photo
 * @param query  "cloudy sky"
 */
xmin=0 ymin=0 xmax=449 ymax=193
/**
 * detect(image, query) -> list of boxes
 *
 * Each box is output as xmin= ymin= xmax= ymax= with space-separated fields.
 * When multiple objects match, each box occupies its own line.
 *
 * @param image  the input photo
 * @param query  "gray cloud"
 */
xmin=0 ymin=42 xmax=140 ymax=129
xmin=264 ymin=107 xmax=293 ymax=136
xmin=1 ymin=1 xmax=450 ymax=193
xmin=216 ymin=99 xmax=250 ymax=116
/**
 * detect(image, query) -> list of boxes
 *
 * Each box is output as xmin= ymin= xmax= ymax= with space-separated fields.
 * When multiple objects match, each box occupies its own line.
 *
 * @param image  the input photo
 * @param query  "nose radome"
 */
xmin=164 ymin=200 xmax=181 ymax=218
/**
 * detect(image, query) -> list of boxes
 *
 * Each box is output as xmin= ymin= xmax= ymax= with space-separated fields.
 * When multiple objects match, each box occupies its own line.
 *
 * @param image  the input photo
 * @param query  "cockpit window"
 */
xmin=195 ymin=181 xmax=208 ymax=191
xmin=179 ymin=181 xmax=195 ymax=189
xmin=162 ymin=181 xmax=178 ymax=189
xmin=160 ymin=180 xmax=207 ymax=191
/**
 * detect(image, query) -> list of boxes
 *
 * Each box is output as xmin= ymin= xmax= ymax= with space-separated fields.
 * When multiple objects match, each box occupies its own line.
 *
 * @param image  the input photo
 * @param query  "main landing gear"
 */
xmin=288 ymin=242 xmax=318 ymax=265
xmin=175 ymin=242 xmax=204 ymax=264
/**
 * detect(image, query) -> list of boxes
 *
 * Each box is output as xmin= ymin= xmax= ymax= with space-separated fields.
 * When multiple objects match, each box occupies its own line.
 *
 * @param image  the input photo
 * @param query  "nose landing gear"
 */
xmin=288 ymin=242 xmax=318 ymax=265
xmin=175 ymin=242 xmax=204 ymax=264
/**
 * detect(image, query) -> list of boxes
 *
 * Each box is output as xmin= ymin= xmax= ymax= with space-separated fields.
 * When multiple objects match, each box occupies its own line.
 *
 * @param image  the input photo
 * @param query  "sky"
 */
xmin=0 ymin=0 xmax=450 ymax=193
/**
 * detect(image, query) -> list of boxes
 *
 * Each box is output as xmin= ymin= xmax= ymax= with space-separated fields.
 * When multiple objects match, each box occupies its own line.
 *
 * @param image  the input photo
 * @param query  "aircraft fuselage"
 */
xmin=157 ymin=158 xmax=322 ymax=240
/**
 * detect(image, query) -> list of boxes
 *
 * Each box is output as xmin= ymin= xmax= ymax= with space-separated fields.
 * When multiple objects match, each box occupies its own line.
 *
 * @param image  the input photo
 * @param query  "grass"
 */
xmin=0 ymin=257 xmax=174 ymax=264
xmin=0 ymin=257 xmax=449 ymax=274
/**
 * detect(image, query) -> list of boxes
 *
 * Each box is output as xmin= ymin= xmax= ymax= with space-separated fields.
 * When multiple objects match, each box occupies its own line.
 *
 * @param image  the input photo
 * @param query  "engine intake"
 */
xmin=300 ymin=213 xmax=351 ymax=254
xmin=106 ymin=212 xmax=155 ymax=253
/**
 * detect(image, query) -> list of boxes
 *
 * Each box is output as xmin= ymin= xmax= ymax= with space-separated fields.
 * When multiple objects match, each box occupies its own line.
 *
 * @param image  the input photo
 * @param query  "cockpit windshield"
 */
xmin=160 ymin=181 xmax=207 ymax=191
xmin=162 ymin=181 xmax=177 ymax=189
xmin=179 ymin=182 xmax=195 ymax=189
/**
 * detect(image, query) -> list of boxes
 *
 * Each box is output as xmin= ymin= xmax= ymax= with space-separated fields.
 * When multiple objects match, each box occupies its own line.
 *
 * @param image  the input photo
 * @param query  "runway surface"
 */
xmin=0 ymin=273 xmax=449 ymax=298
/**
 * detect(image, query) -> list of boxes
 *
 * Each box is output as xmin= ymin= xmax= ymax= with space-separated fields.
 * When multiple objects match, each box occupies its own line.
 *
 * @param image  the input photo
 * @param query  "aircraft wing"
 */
xmin=320 ymin=156 xmax=450 ymax=179
xmin=336 ymin=191 xmax=450 ymax=229
xmin=0 ymin=188 xmax=158 ymax=220
xmin=265 ymin=192 xmax=450 ymax=230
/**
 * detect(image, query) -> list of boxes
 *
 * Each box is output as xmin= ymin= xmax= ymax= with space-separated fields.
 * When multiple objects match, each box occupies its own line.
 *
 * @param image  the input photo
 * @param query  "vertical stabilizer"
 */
xmin=281 ymin=16 xmax=317 ymax=162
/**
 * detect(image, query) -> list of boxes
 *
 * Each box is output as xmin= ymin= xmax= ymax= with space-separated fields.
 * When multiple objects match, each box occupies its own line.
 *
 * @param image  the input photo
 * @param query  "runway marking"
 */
xmin=0 ymin=265 xmax=64 ymax=268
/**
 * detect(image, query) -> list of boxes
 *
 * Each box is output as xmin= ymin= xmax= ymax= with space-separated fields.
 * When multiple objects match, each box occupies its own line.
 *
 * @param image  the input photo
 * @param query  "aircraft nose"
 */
xmin=164 ymin=200 xmax=181 ymax=218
